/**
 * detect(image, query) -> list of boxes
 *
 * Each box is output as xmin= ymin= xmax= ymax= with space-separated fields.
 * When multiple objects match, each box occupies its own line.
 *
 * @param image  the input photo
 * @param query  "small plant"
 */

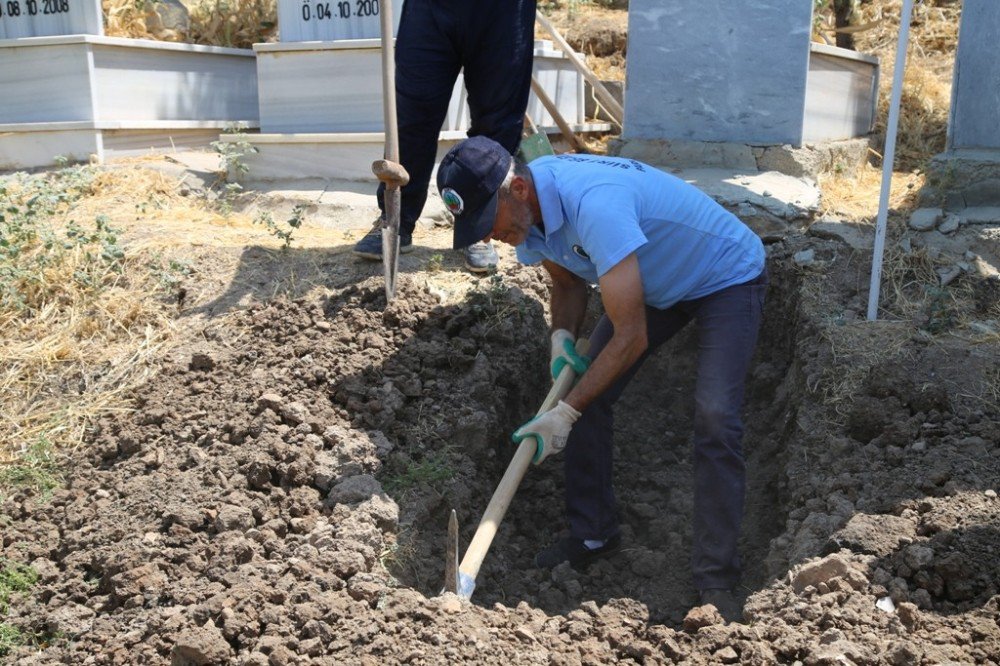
xmin=0 ymin=168 xmax=118 ymax=313
xmin=467 ymin=273 xmax=529 ymax=335
xmin=253 ymin=204 xmax=305 ymax=249
xmin=151 ymin=257 xmax=194 ymax=290
xmin=381 ymin=448 xmax=456 ymax=496
xmin=210 ymin=126 xmax=257 ymax=215
xmin=211 ymin=127 xmax=258 ymax=179
xmin=425 ymin=253 xmax=444 ymax=273
xmin=0 ymin=559 xmax=42 ymax=658
xmin=0 ymin=437 xmax=62 ymax=503
xmin=922 ymin=285 xmax=958 ymax=334
xmin=0 ymin=561 xmax=38 ymax=614
xmin=0 ymin=622 xmax=24 ymax=658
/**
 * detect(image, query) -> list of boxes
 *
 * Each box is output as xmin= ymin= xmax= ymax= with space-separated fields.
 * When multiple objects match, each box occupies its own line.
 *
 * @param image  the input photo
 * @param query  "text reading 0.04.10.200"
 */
xmin=300 ymin=0 xmax=379 ymax=22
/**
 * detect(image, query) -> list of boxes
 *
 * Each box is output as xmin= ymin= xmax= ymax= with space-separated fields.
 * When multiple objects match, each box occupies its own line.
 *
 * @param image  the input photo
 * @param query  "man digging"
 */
xmin=437 ymin=136 xmax=767 ymax=622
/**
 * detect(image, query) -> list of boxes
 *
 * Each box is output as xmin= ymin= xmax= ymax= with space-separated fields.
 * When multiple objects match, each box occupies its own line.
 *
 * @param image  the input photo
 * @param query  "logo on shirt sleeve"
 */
xmin=572 ymin=244 xmax=590 ymax=260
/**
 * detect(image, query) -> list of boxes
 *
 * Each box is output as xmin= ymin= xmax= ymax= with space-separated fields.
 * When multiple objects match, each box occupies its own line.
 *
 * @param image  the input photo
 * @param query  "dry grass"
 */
xmin=188 ymin=0 xmax=277 ymax=48
xmin=1 ymin=161 xmax=349 ymax=467
xmin=0 ymin=168 xmax=180 ymax=464
xmin=818 ymin=163 xmax=925 ymax=222
xmin=814 ymin=320 xmax=912 ymax=413
xmin=103 ymin=0 xmax=277 ymax=47
xmin=852 ymin=0 xmax=960 ymax=171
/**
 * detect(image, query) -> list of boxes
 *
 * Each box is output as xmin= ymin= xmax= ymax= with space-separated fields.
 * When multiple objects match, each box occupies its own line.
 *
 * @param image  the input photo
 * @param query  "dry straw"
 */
xmin=853 ymin=0 xmax=961 ymax=171
xmin=0 ymin=166 xmax=237 ymax=464
xmin=103 ymin=0 xmax=277 ymax=47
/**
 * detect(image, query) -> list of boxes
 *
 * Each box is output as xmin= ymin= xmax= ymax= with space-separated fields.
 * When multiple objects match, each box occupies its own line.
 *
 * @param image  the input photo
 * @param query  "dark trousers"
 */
xmin=564 ymin=269 xmax=768 ymax=591
xmin=376 ymin=0 xmax=537 ymax=235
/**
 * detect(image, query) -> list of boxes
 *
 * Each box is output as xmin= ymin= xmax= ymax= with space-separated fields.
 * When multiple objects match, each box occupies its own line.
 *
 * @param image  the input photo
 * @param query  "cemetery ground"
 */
xmin=1 ymin=144 xmax=999 ymax=664
xmin=3 ymin=1 xmax=1000 ymax=663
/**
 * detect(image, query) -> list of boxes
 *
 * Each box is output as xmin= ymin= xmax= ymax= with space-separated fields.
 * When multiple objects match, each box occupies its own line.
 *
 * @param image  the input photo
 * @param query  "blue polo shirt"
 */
xmin=515 ymin=154 xmax=765 ymax=309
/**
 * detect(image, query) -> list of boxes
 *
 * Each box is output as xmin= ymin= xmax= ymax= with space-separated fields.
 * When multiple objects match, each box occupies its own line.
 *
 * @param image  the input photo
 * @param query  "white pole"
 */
xmin=867 ymin=0 xmax=915 ymax=321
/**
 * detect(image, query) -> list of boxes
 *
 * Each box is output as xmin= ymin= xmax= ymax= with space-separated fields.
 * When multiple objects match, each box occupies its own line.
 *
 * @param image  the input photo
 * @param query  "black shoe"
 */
xmin=699 ymin=588 xmax=743 ymax=623
xmin=534 ymin=534 xmax=621 ymax=569
xmin=353 ymin=228 xmax=414 ymax=260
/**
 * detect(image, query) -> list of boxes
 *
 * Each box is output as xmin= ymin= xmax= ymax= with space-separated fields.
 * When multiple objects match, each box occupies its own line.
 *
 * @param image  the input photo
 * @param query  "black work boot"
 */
xmin=534 ymin=534 xmax=622 ymax=569
xmin=698 ymin=588 xmax=744 ymax=623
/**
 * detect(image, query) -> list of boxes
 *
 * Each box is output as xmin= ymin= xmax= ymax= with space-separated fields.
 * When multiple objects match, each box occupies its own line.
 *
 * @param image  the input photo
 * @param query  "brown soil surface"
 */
xmin=4 ymin=4 xmax=1000 ymax=665
xmin=3 ymin=178 xmax=999 ymax=664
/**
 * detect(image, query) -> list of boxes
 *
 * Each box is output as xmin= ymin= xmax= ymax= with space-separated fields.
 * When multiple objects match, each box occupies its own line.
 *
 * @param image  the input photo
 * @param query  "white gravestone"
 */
xmin=278 ymin=0 xmax=403 ymax=42
xmin=0 ymin=0 xmax=102 ymax=39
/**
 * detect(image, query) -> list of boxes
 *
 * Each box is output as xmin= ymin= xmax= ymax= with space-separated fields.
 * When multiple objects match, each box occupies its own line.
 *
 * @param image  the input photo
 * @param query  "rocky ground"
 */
xmin=2 ymin=163 xmax=999 ymax=664
xmin=3 ymin=3 xmax=999 ymax=663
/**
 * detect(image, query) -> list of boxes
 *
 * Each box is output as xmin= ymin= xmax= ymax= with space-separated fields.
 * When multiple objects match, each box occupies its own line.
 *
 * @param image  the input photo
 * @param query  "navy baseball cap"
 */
xmin=436 ymin=136 xmax=512 ymax=249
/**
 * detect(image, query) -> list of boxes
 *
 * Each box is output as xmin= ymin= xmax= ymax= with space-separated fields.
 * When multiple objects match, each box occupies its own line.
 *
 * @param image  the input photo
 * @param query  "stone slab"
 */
xmin=612 ymin=136 xmax=868 ymax=180
xmin=152 ymin=149 xmax=821 ymax=239
xmin=0 ymin=125 xmax=240 ymax=169
xmin=948 ymin=0 xmax=1000 ymax=151
xmin=675 ymin=168 xmax=821 ymax=222
xmin=625 ymin=0 xmax=813 ymax=145
xmin=220 ymin=131 xmax=466 ymax=182
xmin=803 ymin=44 xmax=878 ymax=142
xmin=0 ymin=0 xmax=102 ymax=39
xmin=957 ymin=207 xmax=1000 ymax=226
xmin=0 ymin=36 xmax=258 ymax=125
xmin=254 ymin=39 xmax=585 ymax=134
xmin=808 ymin=218 xmax=875 ymax=251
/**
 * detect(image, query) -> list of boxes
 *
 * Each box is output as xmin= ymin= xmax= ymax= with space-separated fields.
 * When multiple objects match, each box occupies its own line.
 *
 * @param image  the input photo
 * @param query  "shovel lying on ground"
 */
xmin=444 ymin=339 xmax=590 ymax=599
xmin=373 ymin=0 xmax=406 ymax=302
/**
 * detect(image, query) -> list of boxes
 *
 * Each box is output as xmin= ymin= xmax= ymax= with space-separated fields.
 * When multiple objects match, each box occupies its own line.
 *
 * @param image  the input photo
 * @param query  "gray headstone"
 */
xmin=948 ymin=0 xmax=1000 ymax=151
xmin=0 ymin=0 xmax=102 ymax=38
xmin=279 ymin=0 xmax=403 ymax=42
xmin=624 ymin=0 xmax=813 ymax=145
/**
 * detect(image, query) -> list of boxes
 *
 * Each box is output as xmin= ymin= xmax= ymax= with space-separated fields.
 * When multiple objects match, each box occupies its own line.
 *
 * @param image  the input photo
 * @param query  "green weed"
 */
xmin=0 ymin=561 xmax=38 ymax=615
xmin=382 ymin=449 xmax=455 ymax=496
xmin=253 ymin=204 xmax=305 ymax=249
xmin=0 ymin=622 xmax=24 ymax=658
xmin=425 ymin=253 xmax=444 ymax=273
xmin=210 ymin=127 xmax=258 ymax=216
xmin=467 ymin=273 xmax=530 ymax=335
xmin=922 ymin=285 xmax=959 ymax=334
xmin=0 ymin=168 xmax=123 ymax=313
xmin=0 ymin=438 xmax=62 ymax=503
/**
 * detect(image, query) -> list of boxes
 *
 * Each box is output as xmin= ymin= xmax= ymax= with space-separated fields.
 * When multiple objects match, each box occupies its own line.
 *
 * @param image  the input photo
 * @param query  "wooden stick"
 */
xmin=456 ymin=340 xmax=590 ymax=598
xmin=535 ymin=11 xmax=624 ymax=126
xmin=530 ymin=77 xmax=588 ymax=153
xmin=377 ymin=1 xmax=400 ymax=301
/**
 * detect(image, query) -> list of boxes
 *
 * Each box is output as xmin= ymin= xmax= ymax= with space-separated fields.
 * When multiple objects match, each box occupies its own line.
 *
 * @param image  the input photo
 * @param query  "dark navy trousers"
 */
xmin=564 ymin=269 xmax=768 ymax=591
xmin=377 ymin=0 xmax=537 ymax=235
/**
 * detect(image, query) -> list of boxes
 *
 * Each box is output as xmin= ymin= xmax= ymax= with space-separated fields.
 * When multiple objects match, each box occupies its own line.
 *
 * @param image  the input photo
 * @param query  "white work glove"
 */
xmin=512 ymin=400 xmax=582 ymax=465
xmin=550 ymin=329 xmax=590 ymax=380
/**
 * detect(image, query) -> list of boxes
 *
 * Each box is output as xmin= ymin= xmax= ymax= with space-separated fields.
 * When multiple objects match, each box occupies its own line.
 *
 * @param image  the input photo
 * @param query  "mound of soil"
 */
xmin=4 ymin=223 xmax=1000 ymax=665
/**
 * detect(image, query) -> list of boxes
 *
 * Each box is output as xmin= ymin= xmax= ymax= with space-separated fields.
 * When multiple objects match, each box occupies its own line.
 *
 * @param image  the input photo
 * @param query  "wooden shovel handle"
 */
xmin=378 ymin=1 xmax=399 ymax=163
xmin=457 ymin=339 xmax=590 ymax=589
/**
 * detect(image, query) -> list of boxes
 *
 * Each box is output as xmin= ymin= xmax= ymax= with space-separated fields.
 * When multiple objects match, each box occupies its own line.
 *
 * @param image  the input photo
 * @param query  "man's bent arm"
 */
xmin=563 ymin=253 xmax=648 ymax=413
xmin=543 ymin=260 xmax=589 ymax=336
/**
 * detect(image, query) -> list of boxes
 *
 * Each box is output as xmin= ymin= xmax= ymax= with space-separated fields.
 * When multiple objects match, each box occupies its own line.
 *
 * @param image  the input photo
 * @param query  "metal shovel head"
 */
xmin=382 ymin=187 xmax=401 ymax=301
xmin=518 ymin=132 xmax=555 ymax=163
xmin=443 ymin=509 xmax=459 ymax=594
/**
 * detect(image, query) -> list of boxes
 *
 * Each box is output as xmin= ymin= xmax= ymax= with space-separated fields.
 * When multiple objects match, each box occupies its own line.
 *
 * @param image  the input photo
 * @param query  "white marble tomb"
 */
xmin=228 ymin=35 xmax=610 ymax=182
xmin=0 ymin=0 xmax=259 ymax=169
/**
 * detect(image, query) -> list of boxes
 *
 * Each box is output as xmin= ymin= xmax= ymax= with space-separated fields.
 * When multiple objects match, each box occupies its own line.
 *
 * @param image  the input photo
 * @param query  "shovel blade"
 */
xmin=443 ymin=509 xmax=459 ymax=594
xmin=382 ymin=187 xmax=401 ymax=301
xmin=517 ymin=132 xmax=555 ymax=163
